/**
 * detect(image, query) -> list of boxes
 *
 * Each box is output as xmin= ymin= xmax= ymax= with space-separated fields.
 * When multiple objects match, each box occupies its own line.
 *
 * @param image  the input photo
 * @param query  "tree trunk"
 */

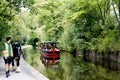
xmin=118 ymin=0 xmax=120 ymax=35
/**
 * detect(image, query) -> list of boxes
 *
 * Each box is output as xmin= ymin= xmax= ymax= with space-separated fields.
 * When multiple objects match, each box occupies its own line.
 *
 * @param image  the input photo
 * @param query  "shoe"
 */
xmin=12 ymin=66 xmax=16 ymax=71
xmin=6 ymin=74 xmax=9 ymax=78
xmin=16 ymin=67 xmax=20 ymax=73
xmin=6 ymin=71 xmax=10 ymax=78
xmin=6 ymin=73 xmax=8 ymax=78
xmin=8 ymin=70 xmax=10 ymax=76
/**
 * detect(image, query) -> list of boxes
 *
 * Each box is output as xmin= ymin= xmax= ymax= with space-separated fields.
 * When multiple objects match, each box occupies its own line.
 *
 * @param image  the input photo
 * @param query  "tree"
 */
xmin=0 ymin=0 xmax=35 ymax=43
xmin=31 ymin=0 xmax=64 ymax=41
xmin=111 ymin=0 xmax=120 ymax=35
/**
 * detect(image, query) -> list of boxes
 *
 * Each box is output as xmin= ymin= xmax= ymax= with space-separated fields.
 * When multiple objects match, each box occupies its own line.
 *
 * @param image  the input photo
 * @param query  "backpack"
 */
xmin=12 ymin=42 xmax=22 ymax=57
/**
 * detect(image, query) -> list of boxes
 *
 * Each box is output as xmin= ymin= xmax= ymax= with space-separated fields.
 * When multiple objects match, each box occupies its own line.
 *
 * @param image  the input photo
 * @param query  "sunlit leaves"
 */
xmin=71 ymin=10 xmax=86 ymax=21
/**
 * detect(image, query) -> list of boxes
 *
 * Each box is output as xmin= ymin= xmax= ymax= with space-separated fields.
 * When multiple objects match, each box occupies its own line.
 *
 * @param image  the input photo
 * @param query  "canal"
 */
xmin=22 ymin=45 xmax=120 ymax=80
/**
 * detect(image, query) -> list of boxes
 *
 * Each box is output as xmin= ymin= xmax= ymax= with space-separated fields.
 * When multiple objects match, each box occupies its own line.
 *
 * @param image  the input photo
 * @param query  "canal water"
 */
xmin=22 ymin=45 xmax=120 ymax=80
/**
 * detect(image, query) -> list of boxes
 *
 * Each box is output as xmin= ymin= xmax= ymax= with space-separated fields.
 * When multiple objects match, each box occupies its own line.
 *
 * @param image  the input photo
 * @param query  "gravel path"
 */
xmin=0 ymin=56 xmax=49 ymax=80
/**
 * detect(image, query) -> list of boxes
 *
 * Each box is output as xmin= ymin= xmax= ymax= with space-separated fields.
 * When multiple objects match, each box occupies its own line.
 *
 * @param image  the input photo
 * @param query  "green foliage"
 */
xmin=0 ymin=17 xmax=10 ymax=38
xmin=0 ymin=0 xmax=36 ymax=44
xmin=24 ymin=47 xmax=39 ymax=66
xmin=31 ymin=0 xmax=65 ymax=41
xmin=22 ymin=45 xmax=46 ymax=73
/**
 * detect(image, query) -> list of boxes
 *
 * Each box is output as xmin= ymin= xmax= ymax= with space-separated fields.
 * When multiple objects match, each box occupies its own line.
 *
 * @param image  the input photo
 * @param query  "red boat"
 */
xmin=40 ymin=41 xmax=60 ymax=67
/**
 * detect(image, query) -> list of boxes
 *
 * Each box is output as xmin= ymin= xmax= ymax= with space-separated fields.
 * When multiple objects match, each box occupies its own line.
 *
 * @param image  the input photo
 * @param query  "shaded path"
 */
xmin=0 ymin=56 xmax=49 ymax=80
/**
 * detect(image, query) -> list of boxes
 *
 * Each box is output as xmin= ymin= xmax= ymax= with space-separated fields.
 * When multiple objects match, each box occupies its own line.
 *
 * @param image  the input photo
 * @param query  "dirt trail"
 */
xmin=0 ymin=56 xmax=49 ymax=80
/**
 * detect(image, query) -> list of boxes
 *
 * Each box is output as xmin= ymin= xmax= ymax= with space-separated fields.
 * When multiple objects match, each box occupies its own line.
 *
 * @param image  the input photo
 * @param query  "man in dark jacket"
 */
xmin=12 ymin=40 xmax=22 ymax=73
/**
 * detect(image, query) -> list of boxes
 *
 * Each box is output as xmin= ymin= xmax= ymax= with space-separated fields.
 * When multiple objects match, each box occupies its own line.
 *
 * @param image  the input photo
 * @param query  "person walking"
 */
xmin=12 ymin=40 xmax=22 ymax=73
xmin=2 ymin=37 xmax=13 ymax=78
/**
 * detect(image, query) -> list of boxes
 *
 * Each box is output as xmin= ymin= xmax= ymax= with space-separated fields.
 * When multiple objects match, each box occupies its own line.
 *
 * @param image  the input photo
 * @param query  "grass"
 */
xmin=22 ymin=45 xmax=46 ymax=74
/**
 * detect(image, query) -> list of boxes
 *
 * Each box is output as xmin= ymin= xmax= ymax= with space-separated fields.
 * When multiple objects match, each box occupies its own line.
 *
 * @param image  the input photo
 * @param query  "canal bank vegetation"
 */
xmin=1 ymin=0 xmax=120 ymax=80
xmin=22 ymin=45 xmax=46 ymax=73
